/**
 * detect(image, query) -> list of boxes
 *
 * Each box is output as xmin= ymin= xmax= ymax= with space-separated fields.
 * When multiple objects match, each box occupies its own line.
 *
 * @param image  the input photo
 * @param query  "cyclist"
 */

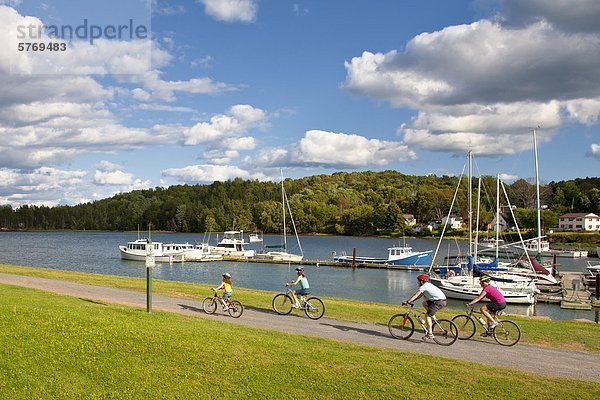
xmin=405 ymin=273 xmax=447 ymax=340
xmin=466 ymin=275 xmax=506 ymax=335
xmin=214 ymin=273 xmax=234 ymax=311
xmin=287 ymin=267 xmax=310 ymax=308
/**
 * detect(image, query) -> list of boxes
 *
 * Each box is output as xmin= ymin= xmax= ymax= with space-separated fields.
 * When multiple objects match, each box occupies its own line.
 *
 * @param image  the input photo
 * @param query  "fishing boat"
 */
xmin=332 ymin=245 xmax=432 ymax=266
xmin=210 ymin=231 xmax=255 ymax=258
xmin=256 ymin=171 xmax=304 ymax=262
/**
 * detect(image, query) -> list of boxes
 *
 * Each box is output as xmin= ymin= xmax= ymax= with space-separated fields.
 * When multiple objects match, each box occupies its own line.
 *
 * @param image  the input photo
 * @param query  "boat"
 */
xmin=120 ymin=239 xmax=186 ymax=262
xmin=256 ymin=171 xmax=304 ymax=262
xmin=427 ymin=152 xmax=537 ymax=304
xmin=249 ymin=232 xmax=263 ymax=243
xmin=181 ymin=243 xmax=223 ymax=262
xmin=210 ymin=231 xmax=255 ymax=258
xmin=333 ymin=245 xmax=432 ymax=266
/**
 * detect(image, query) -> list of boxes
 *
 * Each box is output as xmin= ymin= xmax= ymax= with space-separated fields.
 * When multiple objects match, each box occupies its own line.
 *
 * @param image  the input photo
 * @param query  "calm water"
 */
xmin=0 ymin=231 xmax=597 ymax=322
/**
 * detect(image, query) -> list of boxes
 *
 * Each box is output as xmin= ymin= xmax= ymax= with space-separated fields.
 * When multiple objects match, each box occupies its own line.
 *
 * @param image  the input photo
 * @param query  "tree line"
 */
xmin=0 ymin=172 xmax=598 ymax=236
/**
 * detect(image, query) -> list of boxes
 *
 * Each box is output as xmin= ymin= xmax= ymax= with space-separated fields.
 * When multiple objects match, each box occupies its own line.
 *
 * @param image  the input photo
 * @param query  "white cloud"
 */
xmin=589 ymin=144 xmax=600 ymax=160
xmin=343 ymin=6 xmax=600 ymax=156
xmin=291 ymin=130 xmax=416 ymax=167
xmin=191 ymin=55 xmax=213 ymax=68
xmin=198 ymin=0 xmax=257 ymax=23
xmin=185 ymin=105 xmax=267 ymax=145
xmin=499 ymin=173 xmax=519 ymax=182
xmin=162 ymin=164 xmax=251 ymax=182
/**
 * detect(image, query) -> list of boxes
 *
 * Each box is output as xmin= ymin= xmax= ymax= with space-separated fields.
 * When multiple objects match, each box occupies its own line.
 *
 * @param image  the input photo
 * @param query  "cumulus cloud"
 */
xmin=185 ymin=104 xmax=268 ymax=145
xmin=248 ymin=130 xmax=416 ymax=169
xmin=198 ymin=0 xmax=257 ymax=23
xmin=499 ymin=173 xmax=519 ymax=182
xmin=162 ymin=164 xmax=252 ymax=183
xmin=342 ymin=4 xmax=600 ymax=156
xmin=0 ymin=167 xmax=87 ymax=207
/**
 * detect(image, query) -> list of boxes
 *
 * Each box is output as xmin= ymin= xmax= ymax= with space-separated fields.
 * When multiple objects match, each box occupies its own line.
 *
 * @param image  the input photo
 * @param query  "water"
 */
xmin=0 ymin=231 xmax=597 ymax=322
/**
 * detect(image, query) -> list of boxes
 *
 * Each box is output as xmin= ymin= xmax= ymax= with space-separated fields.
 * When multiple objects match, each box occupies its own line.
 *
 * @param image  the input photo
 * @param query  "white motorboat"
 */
xmin=210 ymin=231 xmax=255 ymax=258
xmin=249 ymin=232 xmax=263 ymax=243
xmin=181 ymin=243 xmax=223 ymax=262
xmin=120 ymin=239 xmax=186 ymax=262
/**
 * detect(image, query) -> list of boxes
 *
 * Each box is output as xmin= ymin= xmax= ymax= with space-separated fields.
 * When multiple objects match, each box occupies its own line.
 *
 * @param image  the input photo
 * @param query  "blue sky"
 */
xmin=0 ymin=0 xmax=598 ymax=207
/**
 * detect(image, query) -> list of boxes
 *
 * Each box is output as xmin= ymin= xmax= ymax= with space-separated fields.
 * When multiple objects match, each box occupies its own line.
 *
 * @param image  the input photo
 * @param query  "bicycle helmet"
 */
xmin=223 ymin=273 xmax=231 ymax=278
xmin=295 ymin=267 xmax=304 ymax=272
xmin=479 ymin=275 xmax=491 ymax=283
xmin=417 ymin=274 xmax=429 ymax=282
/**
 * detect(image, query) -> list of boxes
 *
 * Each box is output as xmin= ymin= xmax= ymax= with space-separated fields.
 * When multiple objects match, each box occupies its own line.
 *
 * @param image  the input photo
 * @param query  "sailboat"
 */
xmin=256 ymin=171 xmax=304 ymax=262
xmin=428 ymin=152 xmax=537 ymax=304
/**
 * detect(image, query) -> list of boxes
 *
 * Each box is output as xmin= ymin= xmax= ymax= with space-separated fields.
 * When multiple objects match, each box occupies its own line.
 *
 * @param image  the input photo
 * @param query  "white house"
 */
xmin=402 ymin=213 xmax=416 ymax=226
xmin=442 ymin=215 xmax=463 ymax=230
xmin=558 ymin=213 xmax=600 ymax=231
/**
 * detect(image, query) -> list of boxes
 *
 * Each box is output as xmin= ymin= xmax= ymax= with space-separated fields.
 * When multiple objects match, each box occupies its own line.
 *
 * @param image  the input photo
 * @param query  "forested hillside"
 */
xmin=0 ymin=172 xmax=598 ymax=236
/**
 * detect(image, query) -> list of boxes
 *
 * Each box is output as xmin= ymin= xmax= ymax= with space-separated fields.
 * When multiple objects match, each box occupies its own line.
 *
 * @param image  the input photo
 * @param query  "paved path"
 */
xmin=1 ymin=273 xmax=598 ymax=383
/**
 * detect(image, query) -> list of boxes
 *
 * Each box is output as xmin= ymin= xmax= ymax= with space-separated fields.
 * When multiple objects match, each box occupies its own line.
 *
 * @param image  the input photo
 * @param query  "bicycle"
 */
xmin=272 ymin=287 xmax=325 ymax=320
xmin=452 ymin=304 xmax=521 ymax=346
xmin=202 ymin=288 xmax=244 ymax=318
xmin=387 ymin=302 xmax=458 ymax=346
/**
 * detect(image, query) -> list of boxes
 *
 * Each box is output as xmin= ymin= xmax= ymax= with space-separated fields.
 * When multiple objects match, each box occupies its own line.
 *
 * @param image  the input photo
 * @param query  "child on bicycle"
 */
xmin=214 ymin=273 xmax=233 ymax=311
xmin=467 ymin=275 xmax=506 ymax=335
xmin=405 ymin=274 xmax=447 ymax=340
xmin=287 ymin=267 xmax=310 ymax=308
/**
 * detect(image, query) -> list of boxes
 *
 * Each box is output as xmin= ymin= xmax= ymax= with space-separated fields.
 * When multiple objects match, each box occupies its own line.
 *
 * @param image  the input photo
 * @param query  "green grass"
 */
xmin=1 ymin=264 xmax=599 ymax=353
xmin=0 ymin=284 xmax=598 ymax=399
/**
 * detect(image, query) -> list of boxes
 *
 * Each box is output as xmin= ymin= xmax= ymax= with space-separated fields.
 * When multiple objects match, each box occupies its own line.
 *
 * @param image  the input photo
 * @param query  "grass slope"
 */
xmin=1 ymin=285 xmax=599 ymax=399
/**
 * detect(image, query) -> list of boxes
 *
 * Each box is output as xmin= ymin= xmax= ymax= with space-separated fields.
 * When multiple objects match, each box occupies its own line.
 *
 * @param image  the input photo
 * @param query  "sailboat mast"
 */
xmin=496 ymin=174 xmax=500 ymax=259
xmin=280 ymin=169 xmax=287 ymax=251
xmin=533 ymin=128 xmax=542 ymax=257
xmin=468 ymin=151 xmax=473 ymax=257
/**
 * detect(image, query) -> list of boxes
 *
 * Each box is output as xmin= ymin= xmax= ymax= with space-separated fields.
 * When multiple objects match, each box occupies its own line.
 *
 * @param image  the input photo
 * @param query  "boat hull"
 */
xmin=333 ymin=250 xmax=432 ymax=266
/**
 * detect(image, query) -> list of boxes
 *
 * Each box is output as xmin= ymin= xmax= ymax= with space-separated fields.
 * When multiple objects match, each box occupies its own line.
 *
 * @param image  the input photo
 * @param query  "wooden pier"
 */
xmin=220 ymin=256 xmax=427 ymax=271
xmin=559 ymin=272 xmax=593 ymax=310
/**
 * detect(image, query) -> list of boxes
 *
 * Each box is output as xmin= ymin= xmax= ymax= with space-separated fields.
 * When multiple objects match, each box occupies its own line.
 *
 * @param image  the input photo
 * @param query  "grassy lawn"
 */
xmin=1 ymin=264 xmax=599 ymax=354
xmin=0 ymin=284 xmax=598 ymax=399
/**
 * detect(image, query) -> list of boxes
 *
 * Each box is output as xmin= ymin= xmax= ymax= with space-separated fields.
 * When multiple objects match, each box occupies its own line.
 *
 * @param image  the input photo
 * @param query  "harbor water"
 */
xmin=0 ymin=231 xmax=597 ymax=322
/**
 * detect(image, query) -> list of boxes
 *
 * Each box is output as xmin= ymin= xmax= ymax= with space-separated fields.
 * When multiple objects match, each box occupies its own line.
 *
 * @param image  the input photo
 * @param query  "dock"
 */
xmin=559 ymin=272 xmax=593 ymax=310
xmin=220 ymin=256 xmax=427 ymax=271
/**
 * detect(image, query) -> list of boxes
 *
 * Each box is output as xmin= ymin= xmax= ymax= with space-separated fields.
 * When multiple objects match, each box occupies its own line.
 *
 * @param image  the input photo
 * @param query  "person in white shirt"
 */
xmin=405 ymin=274 xmax=447 ymax=340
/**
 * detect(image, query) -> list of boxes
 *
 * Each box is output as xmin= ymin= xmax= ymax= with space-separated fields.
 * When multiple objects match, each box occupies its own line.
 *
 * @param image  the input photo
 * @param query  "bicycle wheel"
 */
xmin=432 ymin=319 xmax=458 ymax=346
xmin=388 ymin=313 xmax=414 ymax=340
xmin=202 ymin=297 xmax=217 ymax=314
xmin=272 ymin=294 xmax=293 ymax=315
xmin=304 ymin=297 xmax=325 ymax=320
xmin=227 ymin=300 xmax=244 ymax=318
xmin=452 ymin=315 xmax=476 ymax=340
xmin=493 ymin=320 xmax=521 ymax=346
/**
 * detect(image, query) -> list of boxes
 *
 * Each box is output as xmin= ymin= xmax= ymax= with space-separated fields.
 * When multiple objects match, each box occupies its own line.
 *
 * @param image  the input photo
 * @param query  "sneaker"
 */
xmin=222 ymin=307 xmax=229 ymax=311
xmin=489 ymin=322 xmax=499 ymax=330
xmin=291 ymin=304 xmax=300 ymax=309
xmin=422 ymin=334 xmax=435 ymax=340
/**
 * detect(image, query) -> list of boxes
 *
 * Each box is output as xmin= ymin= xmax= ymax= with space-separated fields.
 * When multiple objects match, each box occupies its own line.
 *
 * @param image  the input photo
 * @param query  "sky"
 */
xmin=0 ymin=0 xmax=598 ymax=208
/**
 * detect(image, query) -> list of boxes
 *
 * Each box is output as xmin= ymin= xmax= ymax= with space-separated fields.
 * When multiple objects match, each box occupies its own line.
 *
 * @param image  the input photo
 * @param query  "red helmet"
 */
xmin=417 ymin=274 xmax=429 ymax=282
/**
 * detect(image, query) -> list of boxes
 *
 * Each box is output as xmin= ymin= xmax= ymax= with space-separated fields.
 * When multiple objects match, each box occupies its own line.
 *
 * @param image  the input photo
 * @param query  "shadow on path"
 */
xmin=319 ymin=323 xmax=390 ymax=339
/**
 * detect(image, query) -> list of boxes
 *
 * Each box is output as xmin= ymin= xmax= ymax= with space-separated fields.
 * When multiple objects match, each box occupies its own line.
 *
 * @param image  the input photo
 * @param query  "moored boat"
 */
xmin=119 ymin=239 xmax=186 ymax=262
xmin=333 ymin=245 xmax=432 ymax=266
xmin=210 ymin=231 xmax=255 ymax=258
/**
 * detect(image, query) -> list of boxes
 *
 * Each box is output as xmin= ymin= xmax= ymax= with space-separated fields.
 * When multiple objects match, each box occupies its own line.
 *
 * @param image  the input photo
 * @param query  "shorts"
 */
xmin=487 ymin=302 xmax=506 ymax=313
xmin=222 ymin=291 xmax=233 ymax=300
xmin=425 ymin=299 xmax=446 ymax=316
xmin=296 ymin=289 xmax=310 ymax=296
